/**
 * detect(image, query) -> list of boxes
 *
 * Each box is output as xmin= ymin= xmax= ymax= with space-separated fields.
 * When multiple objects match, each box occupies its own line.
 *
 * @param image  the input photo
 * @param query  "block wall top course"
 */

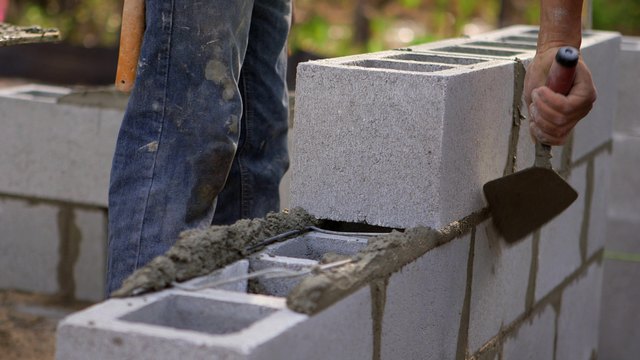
xmin=0 ymin=85 xmax=123 ymax=207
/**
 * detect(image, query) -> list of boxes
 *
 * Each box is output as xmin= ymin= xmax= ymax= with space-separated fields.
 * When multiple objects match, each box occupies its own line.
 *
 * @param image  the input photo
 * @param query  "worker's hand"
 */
xmin=524 ymin=47 xmax=597 ymax=145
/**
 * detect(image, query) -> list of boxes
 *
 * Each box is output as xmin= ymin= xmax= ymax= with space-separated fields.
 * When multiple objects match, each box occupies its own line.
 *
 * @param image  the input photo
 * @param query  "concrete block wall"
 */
xmin=599 ymin=36 xmax=640 ymax=360
xmin=57 ymin=26 xmax=620 ymax=359
xmin=0 ymin=85 xmax=124 ymax=301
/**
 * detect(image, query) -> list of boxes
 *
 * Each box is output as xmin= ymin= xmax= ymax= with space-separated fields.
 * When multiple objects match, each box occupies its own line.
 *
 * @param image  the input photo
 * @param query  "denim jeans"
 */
xmin=106 ymin=0 xmax=291 ymax=295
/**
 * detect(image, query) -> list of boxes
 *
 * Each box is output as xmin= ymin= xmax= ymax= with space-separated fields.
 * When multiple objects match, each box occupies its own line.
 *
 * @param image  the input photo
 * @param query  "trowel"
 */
xmin=483 ymin=47 xmax=580 ymax=243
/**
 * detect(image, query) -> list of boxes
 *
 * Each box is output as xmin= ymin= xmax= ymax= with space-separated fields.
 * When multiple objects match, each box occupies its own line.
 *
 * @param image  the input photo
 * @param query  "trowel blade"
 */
xmin=483 ymin=167 xmax=578 ymax=243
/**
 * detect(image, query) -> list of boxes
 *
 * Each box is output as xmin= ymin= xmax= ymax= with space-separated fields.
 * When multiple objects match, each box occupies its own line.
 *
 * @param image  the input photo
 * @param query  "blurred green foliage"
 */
xmin=4 ymin=0 xmax=640 ymax=53
xmin=593 ymin=0 xmax=640 ymax=35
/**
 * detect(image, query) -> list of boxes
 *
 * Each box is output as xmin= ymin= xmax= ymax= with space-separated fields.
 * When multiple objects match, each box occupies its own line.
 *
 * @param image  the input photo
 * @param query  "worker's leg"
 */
xmin=106 ymin=0 xmax=255 ymax=295
xmin=211 ymin=0 xmax=292 ymax=225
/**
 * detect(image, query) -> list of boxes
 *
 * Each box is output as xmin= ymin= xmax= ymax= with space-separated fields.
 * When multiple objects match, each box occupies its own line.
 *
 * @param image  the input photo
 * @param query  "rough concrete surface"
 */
xmin=380 ymin=234 xmax=470 ymax=360
xmin=535 ymin=163 xmax=587 ymax=301
xmin=501 ymin=304 xmax=555 ymax=360
xmin=608 ymin=134 xmax=640 ymax=220
xmin=0 ymin=198 xmax=62 ymax=295
xmin=599 ymin=259 xmax=640 ymax=360
xmin=556 ymin=262 xmax=603 ymax=360
xmin=0 ymin=93 xmax=123 ymax=207
xmin=468 ymin=221 xmax=532 ymax=353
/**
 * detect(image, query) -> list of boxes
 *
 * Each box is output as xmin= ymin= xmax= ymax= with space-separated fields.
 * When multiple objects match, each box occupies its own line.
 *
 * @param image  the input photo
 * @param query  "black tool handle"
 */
xmin=534 ymin=46 xmax=580 ymax=168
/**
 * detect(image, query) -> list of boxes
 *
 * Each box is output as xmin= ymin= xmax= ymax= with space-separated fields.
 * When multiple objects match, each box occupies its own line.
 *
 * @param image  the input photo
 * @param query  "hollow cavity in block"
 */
xmin=432 ymin=46 xmax=523 ymax=57
xmin=265 ymin=232 xmax=369 ymax=261
xmin=500 ymin=36 xmax=538 ymax=43
xmin=249 ymin=232 xmax=369 ymax=297
xmin=120 ymin=295 xmax=278 ymax=335
xmin=384 ymin=53 xmax=487 ymax=65
xmin=341 ymin=59 xmax=452 ymax=73
xmin=467 ymin=41 xmax=537 ymax=50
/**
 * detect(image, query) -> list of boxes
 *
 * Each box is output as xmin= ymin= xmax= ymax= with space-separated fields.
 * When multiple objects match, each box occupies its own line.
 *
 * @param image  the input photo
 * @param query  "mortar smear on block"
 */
xmin=112 ymin=208 xmax=317 ymax=297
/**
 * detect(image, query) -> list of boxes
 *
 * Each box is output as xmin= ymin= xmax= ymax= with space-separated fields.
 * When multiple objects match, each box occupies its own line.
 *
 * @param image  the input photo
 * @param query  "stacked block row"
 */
xmin=58 ymin=25 xmax=620 ymax=359
xmin=598 ymin=36 xmax=640 ymax=360
xmin=0 ymin=85 xmax=124 ymax=301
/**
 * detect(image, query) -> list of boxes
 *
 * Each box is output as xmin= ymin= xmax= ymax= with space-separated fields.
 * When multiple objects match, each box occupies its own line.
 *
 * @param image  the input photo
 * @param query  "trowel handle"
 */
xmin=545 ymin=46 xmax=579 ymax=96
xmin=115 ymin=0 xmax=145 ymax=92
xmin=535 ymin=46 xmax=580 ymax=168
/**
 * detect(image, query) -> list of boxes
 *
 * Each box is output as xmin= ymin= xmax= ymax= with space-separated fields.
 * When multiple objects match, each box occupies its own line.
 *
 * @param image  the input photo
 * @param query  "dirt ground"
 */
xmin=0 ymin=290 xmax=93 ymax=360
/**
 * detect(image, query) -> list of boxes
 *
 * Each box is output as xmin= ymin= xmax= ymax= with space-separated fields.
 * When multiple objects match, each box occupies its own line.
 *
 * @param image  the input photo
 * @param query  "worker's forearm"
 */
xmin=538 ymin=0 xmax=583 ymax=52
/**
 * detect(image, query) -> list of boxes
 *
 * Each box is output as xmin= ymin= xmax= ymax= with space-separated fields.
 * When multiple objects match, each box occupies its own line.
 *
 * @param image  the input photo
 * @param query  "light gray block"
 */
xmin=251 ymin=231 xmax=369 ymax=297
xmin=249 ymin=255 xmax=316 ymax=297
xmin=249 ymin=286 xmax=373 ymax=360
xmin=73 ymin=207 xmax=108 ymax=302
xmin=570 ymin=37 xmax=620 ymax=162
xmin=176 ymin=260 xmax=251 ymax=293
xmin=587 ymin=152 xmax=611 ymax=258
xmin=556 ymin=263 xmax=603 ymax=360
xmin=57 ymin=286 xmax=373 ymax=360
xmin=502 ymin=305 xmax=555 ymax=360
xmin=291 ymin=52 xmax=514 ymax=229
xmin=605 ymin=217 xmax=640 ymax=253
xmin=599 ymin=259 xmax=640 ymax=360
xmin=0 ymin=197 xmax=60 ymax=294
xmin=468 ymin=221 xmax=532 ymax=353
xmin=536 ymin=163 xmax=587 ymax=301
xmin=291 ymin=26 xmax=620 ymax=229
xmin=616 ymin=37 xmax=640 ymax=136
xmin=608 ymin=134 xmax=640 ymax=219
xmin=0 ymin=85 xmax=123 ymax=207
xmin=381 ymin=234 xmax=470 ymax=360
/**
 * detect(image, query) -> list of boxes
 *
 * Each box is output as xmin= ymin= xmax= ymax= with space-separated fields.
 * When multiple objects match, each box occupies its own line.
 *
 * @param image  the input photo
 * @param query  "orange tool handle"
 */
xmin=115 ymin=0 xmax=145 ymax=92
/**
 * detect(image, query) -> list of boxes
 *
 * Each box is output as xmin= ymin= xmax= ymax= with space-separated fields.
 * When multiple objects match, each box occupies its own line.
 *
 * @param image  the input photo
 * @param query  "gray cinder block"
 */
xmin=57 ymin=286 xmax=373 ymax=360
xmin=556 ymin=263 xmax=603 ymax=360
xmin=616 ymin=37 xmax=640 ymax=136
xmin=291 ymin=26 xmax=620 ymax=229
xmin=502 ymin=305 xmax=556 ymax=360
xmin=0 ymin=85 xmax=123 ymax=207
xmin=599 ymin=259 xmax=640 ymax=360
xmin=536 ymin=163 xmax=587 ymax=301
xmin=380 ymin=233 xmax=470 ymax=359
xmin=468 ymin=221 xmax=532 ymax=353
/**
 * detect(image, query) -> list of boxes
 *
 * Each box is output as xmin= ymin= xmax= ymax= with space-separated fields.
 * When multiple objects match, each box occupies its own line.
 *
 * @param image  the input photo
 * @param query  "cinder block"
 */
xmin=0 ymin=197 xmax=60 ymax=294
xmin=250 ymin=231 xmax=369 ymax=297
xmin=73 ymin=207 xmax=108 ymax=302
xmin=535 ymin=163 xmax=587 ymax=301
xmin=57 ymin=286 xmax=373 ymax=360
xmin=587 ymin=152 xmax=611 ymax=257
xmin=502 ymin=305 xmax=555 ymax=360
xmin=380 ymin=234 xmax=470 ymax=360
xmin=605 ymin=217 xmax=640 ymax=253
xmin=556 ymin=262 xmax=603 ymax=360
xmin=249 ymin=286 xmax=373 ymax=360
xmin=616 ymin=37 xmax=640 ymax=136
xmin=608 ymin=134 xmax=640 ymax=219
xmin=570 ymin=36 xmax=620 ymax=162
xmin=468 ymin=221 xmax=532 ymax=353
xmin=599 ymin=259 xmax=640 ymax=360
xmin=249 ymin=255 xmax=316 ymax=297
xmin=291 ymin=26 xmax=620 ymax=229
xmin=0 ymin=85 xmax=123 ymax=207
xmin=291 ymin=51 xmax=514 ymax=229
xmin=176 ymin=260 xmax=250 ymax=293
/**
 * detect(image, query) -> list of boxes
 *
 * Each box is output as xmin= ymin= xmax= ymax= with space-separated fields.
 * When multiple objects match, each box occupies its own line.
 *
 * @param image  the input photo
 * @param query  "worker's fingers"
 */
xmin=528 ymin=61 xmax=596 ymax=145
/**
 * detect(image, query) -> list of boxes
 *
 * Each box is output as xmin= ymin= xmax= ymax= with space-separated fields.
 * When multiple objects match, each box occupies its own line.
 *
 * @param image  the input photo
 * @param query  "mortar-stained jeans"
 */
xmin=106 ymin=0 xmax=291 ymax=295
